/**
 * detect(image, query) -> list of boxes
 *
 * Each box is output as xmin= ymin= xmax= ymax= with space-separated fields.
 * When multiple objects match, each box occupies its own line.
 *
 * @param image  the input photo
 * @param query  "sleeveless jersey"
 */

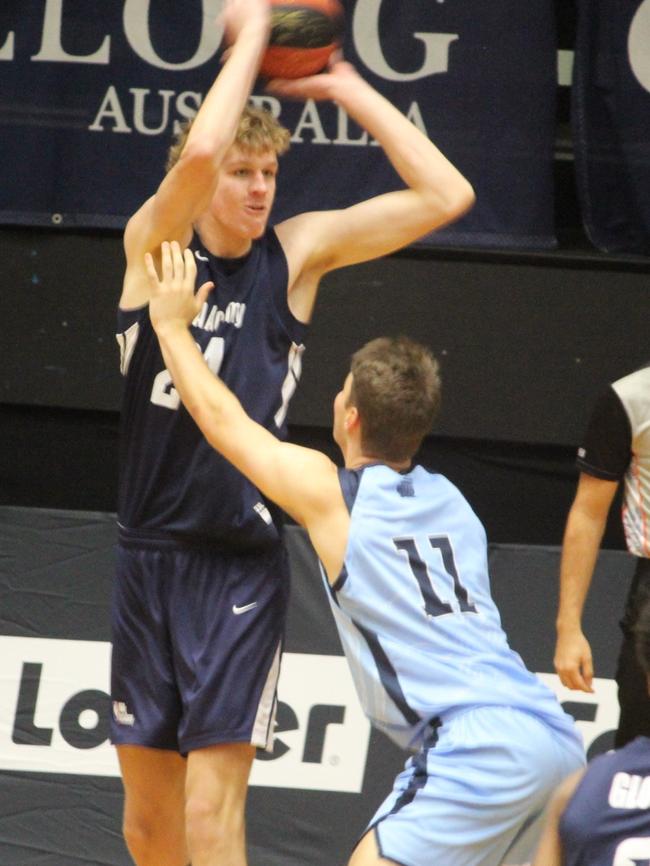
xmin=560 ymin=736 xmax=650 ymax=866
xmin=325 ymin=463 xmax=579 ymax=750
xmin=115 ymin=228 xmax=307 ymax=549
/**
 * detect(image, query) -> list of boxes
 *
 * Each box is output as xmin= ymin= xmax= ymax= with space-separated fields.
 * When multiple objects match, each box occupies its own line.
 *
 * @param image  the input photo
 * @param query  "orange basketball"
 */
xmin=260 ymin=0 xmax=345 ymax=80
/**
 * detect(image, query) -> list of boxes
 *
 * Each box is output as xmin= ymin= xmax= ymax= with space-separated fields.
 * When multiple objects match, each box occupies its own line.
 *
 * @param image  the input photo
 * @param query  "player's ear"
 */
xmin=344 ymin=406 xmax=359 ymax=431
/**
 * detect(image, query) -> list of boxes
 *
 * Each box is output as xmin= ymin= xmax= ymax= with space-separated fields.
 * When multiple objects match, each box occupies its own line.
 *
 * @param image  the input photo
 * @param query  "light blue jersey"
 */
xmin=326 ymin=463 xmax=577 ymax=752
xmin=325 ymin=464 xmax=584 ymax=866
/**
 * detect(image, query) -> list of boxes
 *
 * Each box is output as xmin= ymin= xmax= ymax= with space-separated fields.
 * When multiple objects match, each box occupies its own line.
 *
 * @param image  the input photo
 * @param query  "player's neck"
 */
xmin=345 ymin=450 xmax=411 ymax=474
xmin=194 ymin=216 xmax=253 ymax=260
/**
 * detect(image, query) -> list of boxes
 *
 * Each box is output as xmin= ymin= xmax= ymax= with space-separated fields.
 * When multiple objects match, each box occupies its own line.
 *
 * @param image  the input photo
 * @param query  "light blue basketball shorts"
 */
xmin=365 ymin=705 xmax=585 ymax=866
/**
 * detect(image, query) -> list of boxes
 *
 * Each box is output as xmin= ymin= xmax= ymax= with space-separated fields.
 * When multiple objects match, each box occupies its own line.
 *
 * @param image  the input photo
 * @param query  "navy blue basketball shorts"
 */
xmin=110 ymin=538 xmax=289 ymax=755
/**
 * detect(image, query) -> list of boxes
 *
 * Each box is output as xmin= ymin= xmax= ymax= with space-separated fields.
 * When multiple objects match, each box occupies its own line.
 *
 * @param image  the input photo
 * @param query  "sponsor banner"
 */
xmin=0 ymin=507 xmax=634 ymax=866
xmin=0 ymin=636 xmax=620 ymax=782
xmin=572 ymin=0 xmax=650 ymax=254
xmin=0 ymin=637 xmax=370 ymax=792
xmin=0 ymin=636 xmax=113 ymax=776
xmin=0 ymin=0 xmax=557 ymax=248
xmin=251 ymin=654 xmax=371 ymax=793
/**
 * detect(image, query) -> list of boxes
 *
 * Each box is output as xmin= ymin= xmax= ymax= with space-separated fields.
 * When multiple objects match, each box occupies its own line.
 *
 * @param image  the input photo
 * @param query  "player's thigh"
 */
xmin=117 ymin=744 xmax=187 ymax=818
xmin=348 ymin=830 xmax=399 ymax=866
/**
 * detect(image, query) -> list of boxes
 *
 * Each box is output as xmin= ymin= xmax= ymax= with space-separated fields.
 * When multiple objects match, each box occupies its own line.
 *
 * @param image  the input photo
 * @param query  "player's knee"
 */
xmin=123 ymin=807 xmax=185 ymax=865
xmin=185 ymin=792 xmax=244 ymax=855
xmin=122 ymin=813 xmax=158 ymax=863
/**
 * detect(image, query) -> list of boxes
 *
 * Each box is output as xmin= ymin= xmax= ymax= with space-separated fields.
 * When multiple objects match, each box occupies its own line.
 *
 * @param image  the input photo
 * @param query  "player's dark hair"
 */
xmin=635 ymin=596 xmax=650 ymax=674
xmin=348 ymin=336 xmax=441 ymax=463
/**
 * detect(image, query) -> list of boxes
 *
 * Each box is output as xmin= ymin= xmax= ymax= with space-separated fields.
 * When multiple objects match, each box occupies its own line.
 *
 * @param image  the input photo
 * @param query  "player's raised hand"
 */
xmin=220 ymin=0 xmax=271 ymax=46
xmin=146 ymin=241 xmax=213 ymax=335
xmin=265 ymin=56 xmax=356 ymax=101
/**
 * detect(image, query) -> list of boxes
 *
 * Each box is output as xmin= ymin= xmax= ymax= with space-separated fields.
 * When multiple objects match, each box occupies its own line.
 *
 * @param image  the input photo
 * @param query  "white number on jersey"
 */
xmin=613 ymin=837 xmax=650 ymax=866
xmin=150 ymin=337 xmax=225 ymax=410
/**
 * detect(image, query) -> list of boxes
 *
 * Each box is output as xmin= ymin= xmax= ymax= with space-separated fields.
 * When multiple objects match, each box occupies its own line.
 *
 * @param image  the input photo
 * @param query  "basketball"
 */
xmin=260 ymin=0 xmax=345 ymax=80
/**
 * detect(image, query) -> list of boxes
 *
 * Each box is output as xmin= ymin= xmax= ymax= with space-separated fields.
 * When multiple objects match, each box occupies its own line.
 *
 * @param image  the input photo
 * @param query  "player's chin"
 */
xmin=245 ymin=213 xmax=269 ymax=237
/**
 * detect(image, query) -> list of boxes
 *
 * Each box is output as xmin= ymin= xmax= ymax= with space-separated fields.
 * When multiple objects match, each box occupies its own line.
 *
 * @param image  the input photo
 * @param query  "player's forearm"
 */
xmin=331 ymin=75 xmax=474 ymax=211
xmin=556 ymin=510 xmax=607 ymax=632
xmin=156 ymin=324 xmax=242 ymax=445
xmin=182 ymin=20 xmax=269 ymax=164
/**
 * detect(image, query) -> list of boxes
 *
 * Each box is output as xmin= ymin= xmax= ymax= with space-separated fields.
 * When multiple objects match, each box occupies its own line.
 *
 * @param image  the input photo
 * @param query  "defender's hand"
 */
xmin=146 ymin=241 xmax=214 ymax=335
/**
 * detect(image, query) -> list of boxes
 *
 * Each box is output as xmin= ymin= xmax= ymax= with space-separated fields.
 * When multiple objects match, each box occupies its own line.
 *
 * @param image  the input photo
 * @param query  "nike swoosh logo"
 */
xmin=232 ymin=602 xmax=258 ymax=615
xmin=194 ymin=250 xmax=209 ymax=262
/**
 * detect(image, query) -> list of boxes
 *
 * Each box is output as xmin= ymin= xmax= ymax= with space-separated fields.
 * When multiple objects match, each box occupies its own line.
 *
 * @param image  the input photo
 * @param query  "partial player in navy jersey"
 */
xmin=554 ymin=364 xmax=650 ymax=748
xmin=113 ymin=1 xmax=474 ymax=865
xmin=144 ymin=241 xmax=584 ymax=866
xmin=534 ymin=597 xmax=650 ymax=866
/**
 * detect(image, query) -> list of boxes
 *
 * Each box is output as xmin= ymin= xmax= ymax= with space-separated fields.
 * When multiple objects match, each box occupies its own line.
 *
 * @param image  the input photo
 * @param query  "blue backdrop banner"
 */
xmin=0 ymin=0 xmax=557 ymax=249
xmin=572 ymin=0 xmax=650 ymax=255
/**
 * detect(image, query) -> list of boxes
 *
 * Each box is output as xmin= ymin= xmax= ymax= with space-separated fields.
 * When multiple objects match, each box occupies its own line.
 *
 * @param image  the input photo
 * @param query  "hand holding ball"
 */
xmin=260 ymin=0 xmax=345 ymax=80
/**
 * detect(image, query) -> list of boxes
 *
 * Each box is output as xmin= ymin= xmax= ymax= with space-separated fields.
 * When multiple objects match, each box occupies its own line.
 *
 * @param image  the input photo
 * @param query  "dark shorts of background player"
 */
xmin=615 ymin=557 xmax=650 ymax=748
xmin=110 ymin=535 xmax=290 ymax=756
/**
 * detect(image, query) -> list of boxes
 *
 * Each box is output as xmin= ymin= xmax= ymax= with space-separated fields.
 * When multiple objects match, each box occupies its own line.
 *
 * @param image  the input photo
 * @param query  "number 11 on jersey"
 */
xmin=394 ymin=534 xmax=478 ymax=618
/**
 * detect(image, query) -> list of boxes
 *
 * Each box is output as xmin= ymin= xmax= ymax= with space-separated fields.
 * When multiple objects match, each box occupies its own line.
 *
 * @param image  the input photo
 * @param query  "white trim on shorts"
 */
xmin=252 ymin=641 xmax=281 ymax=751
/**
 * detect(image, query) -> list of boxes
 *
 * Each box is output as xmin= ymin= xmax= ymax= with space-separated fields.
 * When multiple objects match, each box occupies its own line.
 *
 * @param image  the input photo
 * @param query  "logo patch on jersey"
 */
xmin=397 ymin=478 xmax=415 ymax=498
xmin=577 ymin=447 xmax=586 ymax=458
xmin=194 ymin=250 xmax=209 ymax=262
xmin=193 ymin=300 xmax=246 ymax=333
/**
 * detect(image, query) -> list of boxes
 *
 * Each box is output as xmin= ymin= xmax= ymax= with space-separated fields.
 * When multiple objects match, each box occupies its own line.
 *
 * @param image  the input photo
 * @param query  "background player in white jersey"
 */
xmin=554 ymin=364 xmax=650 ymax=747
xmin=534 ymin=596 xmax=650 ymax=866
xmin=113 ymin=1 xmax=475 ymax=865
xmin=144 ymin=241 xmax=585 ymax=866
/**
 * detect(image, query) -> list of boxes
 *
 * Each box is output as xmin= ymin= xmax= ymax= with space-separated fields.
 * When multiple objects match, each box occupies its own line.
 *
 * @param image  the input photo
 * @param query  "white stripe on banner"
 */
xmin=0 ymin=636 xmax=621 ymax=781
xmin=0 ymin=637 xmax=371 ymax=792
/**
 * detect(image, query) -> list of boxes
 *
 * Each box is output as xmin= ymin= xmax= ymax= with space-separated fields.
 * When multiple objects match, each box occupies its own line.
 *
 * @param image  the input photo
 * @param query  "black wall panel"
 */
xmin=1 ymin=227 xmax=648 ymax=446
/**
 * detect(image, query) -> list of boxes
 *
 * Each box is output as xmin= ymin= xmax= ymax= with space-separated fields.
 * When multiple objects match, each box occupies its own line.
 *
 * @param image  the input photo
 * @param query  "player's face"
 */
xmin=210 ymin=145 xmax=278 ymax=239
xmin=333 ymin=373 xmax=354 ymax=450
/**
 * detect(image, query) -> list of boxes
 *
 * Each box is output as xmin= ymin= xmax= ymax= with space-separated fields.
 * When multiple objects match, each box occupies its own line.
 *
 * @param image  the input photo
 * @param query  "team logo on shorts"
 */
xmin=112 ymin=701 xmax=135 ymax=726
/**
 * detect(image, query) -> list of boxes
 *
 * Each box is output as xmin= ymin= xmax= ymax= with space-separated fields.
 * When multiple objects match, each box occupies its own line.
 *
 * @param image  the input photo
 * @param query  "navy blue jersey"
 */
xmin=560 ymin=736 xmax=650 ymax=866
xmin=116 ymin=228 xmax=307 ymax=549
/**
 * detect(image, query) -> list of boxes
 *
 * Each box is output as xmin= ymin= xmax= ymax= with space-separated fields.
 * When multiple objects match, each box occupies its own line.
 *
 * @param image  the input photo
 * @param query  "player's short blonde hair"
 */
xmin=166 ymin=104 xmax=291 ymax=173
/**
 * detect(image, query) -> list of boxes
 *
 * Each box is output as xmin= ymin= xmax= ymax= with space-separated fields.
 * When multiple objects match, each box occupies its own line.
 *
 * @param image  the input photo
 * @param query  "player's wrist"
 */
xmin=555 ymin=618 xmax=583 ymax=636
xmin=231 ymin=17 xmax=271 ymax=52
xmin=152 ymin=317 xmax=190 ymax=342
xmin=328 ymin=67 xmax=366 ymax=103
